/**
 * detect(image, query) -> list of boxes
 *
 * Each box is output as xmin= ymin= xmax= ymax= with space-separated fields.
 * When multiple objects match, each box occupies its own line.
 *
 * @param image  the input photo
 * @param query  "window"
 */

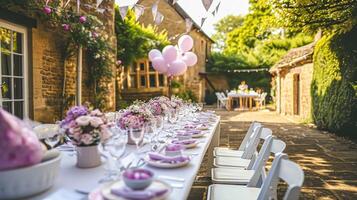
xmin=125 ymin=59 xmax=167 ymax=89
xmin=0 ymin=21 xmax=28 ymax=118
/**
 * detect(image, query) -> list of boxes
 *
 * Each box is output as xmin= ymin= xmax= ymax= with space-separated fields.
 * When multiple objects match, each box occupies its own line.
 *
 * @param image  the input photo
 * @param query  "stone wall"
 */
xmin=136 ymin=0 xmax=212 ymax=102
xmin=2 ymin=0 xmax=116 ymax=122
xmin=278 ymin=63 xmax=313 ymax=119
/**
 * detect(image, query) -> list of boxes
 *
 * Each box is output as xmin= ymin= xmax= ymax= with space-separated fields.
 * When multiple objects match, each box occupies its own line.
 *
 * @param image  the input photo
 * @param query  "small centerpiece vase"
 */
xmin=76 ymin=145 xmax=101 ymax=168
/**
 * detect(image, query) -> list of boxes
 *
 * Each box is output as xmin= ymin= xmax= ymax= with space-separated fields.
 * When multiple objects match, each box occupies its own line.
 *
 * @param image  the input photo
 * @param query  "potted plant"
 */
xmin=171 ymin=80 xmax=182 ymax=94
xmin=60 ymin=106 xmax=111 ymax=168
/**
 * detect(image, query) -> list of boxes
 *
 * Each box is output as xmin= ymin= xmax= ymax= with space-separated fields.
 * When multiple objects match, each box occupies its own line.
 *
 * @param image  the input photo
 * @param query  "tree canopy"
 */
xmin=115 ymin=8 xmax=170 ymax=66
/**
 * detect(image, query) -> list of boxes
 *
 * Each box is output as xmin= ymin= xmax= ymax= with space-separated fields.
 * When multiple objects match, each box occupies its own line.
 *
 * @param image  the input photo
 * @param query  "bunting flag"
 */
xmin=212 ymin=9 xmax=216 ymax=16
xmin=201 ymin=17 xmax=207 ymax=27
xmin=185 ymin=18 xmax=193 ymax=33
xmin=215 ymin=1 xmax=221 ymax=13
xmin=119 ymin=6 xmax=129 ymax=20
xmin=201 ymin=0 xmax=213 ymax=11
xmin=134 ymin=5 xmax=145 ymax=21
xmin=154 ymin=11 xmax=164 ymax=25
xmin=96 ymin=0 xmax=103 ymax=8
xmin=152 ymin=0 xmax=160 ymax=19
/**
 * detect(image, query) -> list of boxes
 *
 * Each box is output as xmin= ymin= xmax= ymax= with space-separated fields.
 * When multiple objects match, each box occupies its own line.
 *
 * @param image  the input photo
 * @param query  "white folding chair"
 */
xmin=207 ymin=153 xmax=304 ymax=200
xmin=216 ymin=92 xmax=228 ymax=109
xmin=212 ymin=136 xmax=286 ymax=186
xmin=255 ymin=92 xmax=267 ymax=110
xmin=214 ymin=127 xmax=273 ymax=169
xmin=213 ymin=121 xmax=262 ymax=157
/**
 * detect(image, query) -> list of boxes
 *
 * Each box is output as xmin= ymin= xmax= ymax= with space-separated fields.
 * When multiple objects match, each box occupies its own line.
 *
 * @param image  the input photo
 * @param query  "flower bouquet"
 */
xmin=61 ymin=106 xmax=111 ymax=168
xmin=117 ymin=105 xmax=153 ymax=145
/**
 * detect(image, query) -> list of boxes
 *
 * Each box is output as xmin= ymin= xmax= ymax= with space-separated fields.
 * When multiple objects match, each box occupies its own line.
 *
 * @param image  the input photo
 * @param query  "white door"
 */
xmin=0 ymin=20 xmax=28 ymax=118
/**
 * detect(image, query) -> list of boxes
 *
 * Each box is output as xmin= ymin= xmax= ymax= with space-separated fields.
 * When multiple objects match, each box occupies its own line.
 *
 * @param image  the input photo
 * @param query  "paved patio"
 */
xmin=188 ymin=108 xmax=357 ymax=200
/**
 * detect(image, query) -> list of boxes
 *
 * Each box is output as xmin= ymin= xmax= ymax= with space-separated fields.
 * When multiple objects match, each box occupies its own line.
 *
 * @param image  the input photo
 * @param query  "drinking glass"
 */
xmin=130 ymin=127 xmax=145 ymax=151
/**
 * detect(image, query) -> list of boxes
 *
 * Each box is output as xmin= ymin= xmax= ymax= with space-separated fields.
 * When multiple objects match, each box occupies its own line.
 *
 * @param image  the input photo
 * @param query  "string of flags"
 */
xmin=226 ymin=68 xmax=269 ymax=73
xmin=117 ymin=0 xmax=221 ymax=29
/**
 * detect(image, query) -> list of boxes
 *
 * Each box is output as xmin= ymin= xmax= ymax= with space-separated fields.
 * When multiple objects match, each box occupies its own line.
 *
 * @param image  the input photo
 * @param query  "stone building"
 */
xmin=270 ymin=41 xmax=316 ymax=119
xmin=118 ymin=0 xmax=213 ymax=102
xmin=0 ymin=1 xmax=116 ymax=122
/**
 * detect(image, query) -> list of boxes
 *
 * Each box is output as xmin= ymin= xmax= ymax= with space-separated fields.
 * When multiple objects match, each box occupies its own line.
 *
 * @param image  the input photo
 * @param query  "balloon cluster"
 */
xmin=148 ymin=35 xmax=198 ymax=76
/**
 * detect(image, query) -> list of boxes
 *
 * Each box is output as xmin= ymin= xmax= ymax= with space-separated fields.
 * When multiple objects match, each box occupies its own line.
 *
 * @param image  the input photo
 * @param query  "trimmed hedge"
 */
xmin=311 ymin=27 xmax=357 ymax=137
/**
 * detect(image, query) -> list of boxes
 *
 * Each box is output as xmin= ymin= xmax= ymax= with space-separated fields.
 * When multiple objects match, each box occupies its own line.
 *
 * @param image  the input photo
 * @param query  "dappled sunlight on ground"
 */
xmin=188 ymin=107 xmax=357 ymax=200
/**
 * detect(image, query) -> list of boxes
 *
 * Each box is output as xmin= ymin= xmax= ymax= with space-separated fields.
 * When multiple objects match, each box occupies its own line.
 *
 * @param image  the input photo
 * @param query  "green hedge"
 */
xmin=311 ymin=27 xmax=357 ymax=137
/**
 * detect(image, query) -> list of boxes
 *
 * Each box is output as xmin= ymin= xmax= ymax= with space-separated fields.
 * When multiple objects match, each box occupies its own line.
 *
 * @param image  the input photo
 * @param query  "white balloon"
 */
xmin=182 ymin=52 xmax=198 ymax=66
xmin=162 ymin=45 xmax=178 ymax=63
xmin=167 ymin=59 xmax=187 ymax=76
xmin=148 ymin=49 xmax=162 ymax=61
xmin=178 ymin=35 xmax=194 ymax=52
xmin=152 ymin=56 xmax=168 ymax=74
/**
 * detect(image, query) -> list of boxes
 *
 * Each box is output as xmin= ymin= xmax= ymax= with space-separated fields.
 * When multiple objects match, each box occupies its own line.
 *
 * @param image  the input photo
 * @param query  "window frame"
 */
xmin=0 ymin=19 xmax=28 ymax=118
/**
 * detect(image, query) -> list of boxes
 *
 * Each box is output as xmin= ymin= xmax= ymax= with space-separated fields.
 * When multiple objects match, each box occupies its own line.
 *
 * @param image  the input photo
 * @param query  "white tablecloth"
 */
xmin=27 ymin=117 xmax=221 ymax=200
xmin=228 ymin=92 xmax=259 ymax=98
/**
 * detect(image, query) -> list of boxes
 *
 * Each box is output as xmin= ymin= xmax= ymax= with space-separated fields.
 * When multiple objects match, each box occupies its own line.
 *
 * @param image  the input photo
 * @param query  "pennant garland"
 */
xmin=201 ymin=0 xmax=213 ymax=11
xmin=215 ymin=1 xmax=221 ymax=13
xmin=154 ymin=11 xmax=164 ymax=25
xmin=134 ymin=4 xmax=145 ymax=21
xmin=185 ymin=18 xmax=193 ymax=33
xmin=152 ymin=0 xmax=160 ymax=19
xmin=119 ymin=6 xmax=129 ymax=20
xmin=201 ymin=17 xmax=207 ymax=27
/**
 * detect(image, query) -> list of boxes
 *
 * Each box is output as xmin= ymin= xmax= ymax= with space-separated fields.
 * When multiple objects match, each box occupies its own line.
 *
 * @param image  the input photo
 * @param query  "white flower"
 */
xmin=75 ymin=115 xmax=91 ymax=126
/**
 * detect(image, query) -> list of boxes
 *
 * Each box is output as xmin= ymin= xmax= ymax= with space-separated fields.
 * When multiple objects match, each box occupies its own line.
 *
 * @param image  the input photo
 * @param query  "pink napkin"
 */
xmin=0 ymin=109 xmax=43 ymax=171
xmin=148 ymin=152 xmax=190 ymax=163
xmin=171 ymin=139 xmax=196 ymax=145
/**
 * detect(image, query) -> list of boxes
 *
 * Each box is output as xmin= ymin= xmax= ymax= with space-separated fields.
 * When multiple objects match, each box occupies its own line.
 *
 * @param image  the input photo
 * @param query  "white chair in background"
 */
xmin=213 ymin=121 xmax=262 ymax=158
xmin=211 ymin=136 xmax=286 ymax=186
xmin=215 ymin=92 xmax=228 ymax=109
xmin=207 ymin=153 xmax=304 ymax=200
xmin=214 ymin=127 xmax=273 ymax=169
xmin=254 ymin=92 xmax=267 ymax=110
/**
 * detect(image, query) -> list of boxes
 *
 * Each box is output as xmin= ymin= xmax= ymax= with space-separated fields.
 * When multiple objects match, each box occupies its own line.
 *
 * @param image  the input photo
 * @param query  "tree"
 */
xmin=115 ymin=8 xmax=170 ymax=66
xmin=271 ymin=0 xmax=357 ymax=31
xmin=212 ymin=15 xmax=244 ymax=51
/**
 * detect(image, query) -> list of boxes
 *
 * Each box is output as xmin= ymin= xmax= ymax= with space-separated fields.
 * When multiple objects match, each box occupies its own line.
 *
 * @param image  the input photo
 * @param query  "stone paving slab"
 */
xmin=187 ymin=109 xmax=357 ymax=200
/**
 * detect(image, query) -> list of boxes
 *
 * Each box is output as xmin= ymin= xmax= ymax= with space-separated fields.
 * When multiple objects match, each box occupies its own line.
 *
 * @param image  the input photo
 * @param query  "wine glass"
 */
xmin=130 ymin=127 xmax=145 ymax=151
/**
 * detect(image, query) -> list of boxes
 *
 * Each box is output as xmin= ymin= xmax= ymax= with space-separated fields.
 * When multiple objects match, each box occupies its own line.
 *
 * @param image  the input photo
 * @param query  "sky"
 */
xmin=115 ymin=0 xmax=250 ymax=36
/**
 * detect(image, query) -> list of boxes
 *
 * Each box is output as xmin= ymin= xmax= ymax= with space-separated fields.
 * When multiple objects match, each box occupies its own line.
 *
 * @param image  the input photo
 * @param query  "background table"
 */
xmin=27 ymin=117 xmax=220 ymax=200
xmin=227 ymin=93 xmax=259 ymax=111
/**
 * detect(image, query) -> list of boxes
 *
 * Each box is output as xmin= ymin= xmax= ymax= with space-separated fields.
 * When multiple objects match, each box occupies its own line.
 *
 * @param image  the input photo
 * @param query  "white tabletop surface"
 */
xmin=228 ymin=91 xmax=259 ymax=97
xmin=27 ymin=115 xmax=220 ymax=200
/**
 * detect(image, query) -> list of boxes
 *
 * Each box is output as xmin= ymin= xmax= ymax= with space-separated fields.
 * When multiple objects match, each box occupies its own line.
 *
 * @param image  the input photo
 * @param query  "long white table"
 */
xmin=27 ymin=116 xmax=220 ymax=200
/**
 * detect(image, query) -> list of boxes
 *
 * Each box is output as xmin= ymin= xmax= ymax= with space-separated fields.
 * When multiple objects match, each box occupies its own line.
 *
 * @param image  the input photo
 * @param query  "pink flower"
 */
xmin=80 ymin=134 xmax=93 ymax=145
xmin=79 ymin=16 xmax=87 ymax=23
xmin=43 ymin=6 xmax=52 ymax=14
xmin=91 ymin=109 xmax=103 ymax=117
xmin=116 ymin=60 xmax=122 ymax=65
xmin=62 ymin=24 xmax=70 ymax=31
xmin=89 ymin=117 xmax=103 ymax=128
xmin=75 ymin=116 xmax=91 ymax=126
xmin=92 ymin=32 xmax=99 ymax=38
xmin=99 ymin=127 xmax=112 ymax=141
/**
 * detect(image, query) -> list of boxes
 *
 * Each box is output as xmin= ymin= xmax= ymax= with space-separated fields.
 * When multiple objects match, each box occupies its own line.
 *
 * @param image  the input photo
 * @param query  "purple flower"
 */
xmin=61 ymin=106 xmax=88 ymax=127
xmin=43 ymin=6 xmax=52 ymax=15
xmin=79 ymin=16 xmax=87 ymax=23
xmin=62 ymin=24 xmax=70 ymax=31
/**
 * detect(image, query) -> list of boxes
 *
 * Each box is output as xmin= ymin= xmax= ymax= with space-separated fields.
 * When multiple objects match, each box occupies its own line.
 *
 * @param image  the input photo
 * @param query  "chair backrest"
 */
xmin=257 ymin=153 xmax=304 ymax=200
xmin=247 ymin=136 xmax=286 ymax=187
xmin=238 ymin=121 xmax=261 ymax=151
xmin=241 ymin=125 xmax=263 ymax=160
xmin=220 ymin=92 xmax=227 ymax=98
xmin=215 ymin=92 xmax=221 ymax=99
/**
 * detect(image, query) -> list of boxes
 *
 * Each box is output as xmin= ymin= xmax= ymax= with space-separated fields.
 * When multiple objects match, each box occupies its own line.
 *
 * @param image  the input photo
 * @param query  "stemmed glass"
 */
xmin=130 ymin=127 xmax=145 ymax=151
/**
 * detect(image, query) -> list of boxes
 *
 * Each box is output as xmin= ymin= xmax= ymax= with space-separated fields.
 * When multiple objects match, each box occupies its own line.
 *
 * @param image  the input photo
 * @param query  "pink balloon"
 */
xmin=162 ymin=45 xmax=178 ymax=63
xmin=152 ymin=56 xmax=168 ymax=74
xmin=148 ymin=49 xmax=162 ymax=61
xmin=182 ymin=52 xmax=198 ymax=66
xmin=178 ymin=35 xmax=194 ymax=52
xmin=168 ymin=60 xmax=187 ymax=76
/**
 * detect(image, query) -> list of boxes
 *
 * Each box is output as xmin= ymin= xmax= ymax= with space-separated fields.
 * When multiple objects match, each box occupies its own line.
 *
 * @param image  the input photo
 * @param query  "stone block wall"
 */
xmin=278 ymin=63 xmax=313 ymax=119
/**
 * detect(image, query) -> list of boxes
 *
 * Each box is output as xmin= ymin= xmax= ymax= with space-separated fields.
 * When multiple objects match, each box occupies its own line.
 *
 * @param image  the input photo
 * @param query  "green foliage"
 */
xmin=272 ymin=0 xmax=357 ymax=32
xmin=212 ymin=15 xmax=244 ymax=50
xmin=171 ymin=80 xmax=182 ymax=88
xmin=311 ymin=27 xmax=357 ymax=137
xmin=177 ymin=90 xmax=198 ymax=103
xmin=115 ymin=8 xmax=170 ymax=66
